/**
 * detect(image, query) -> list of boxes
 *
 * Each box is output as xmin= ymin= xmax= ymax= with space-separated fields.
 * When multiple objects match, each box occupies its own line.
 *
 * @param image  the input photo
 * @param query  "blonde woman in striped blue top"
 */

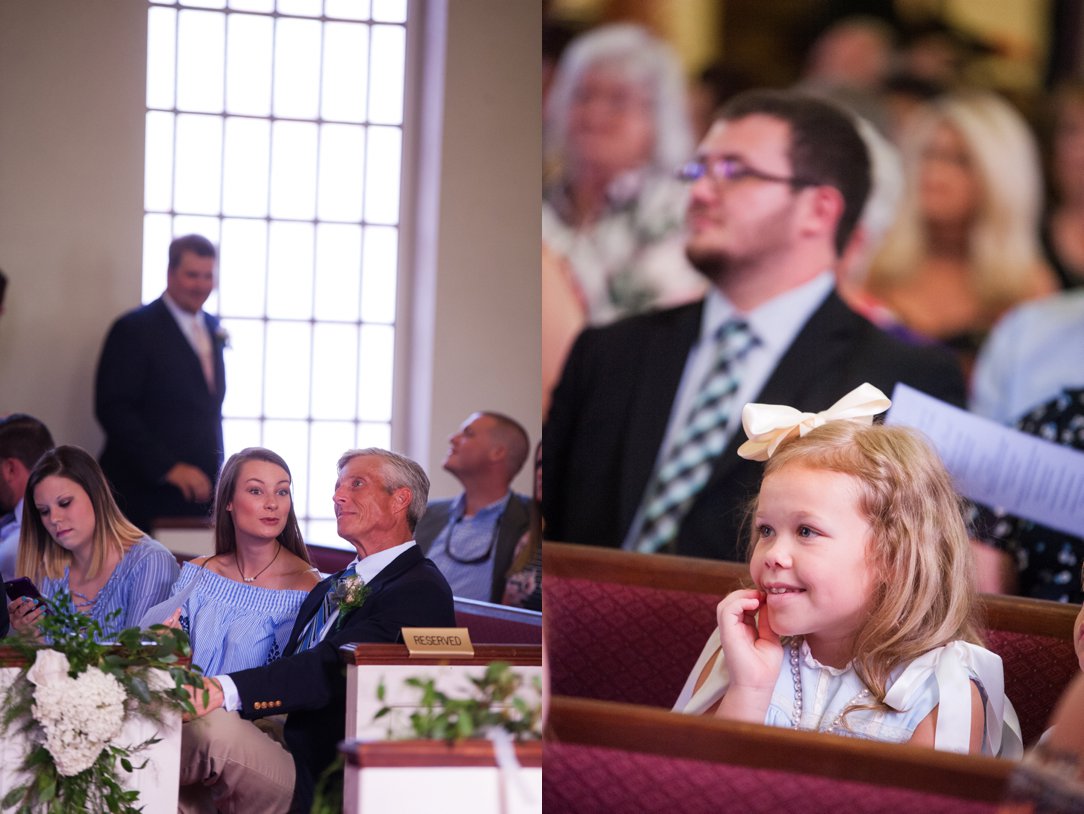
xmin=9 ymin=445 xmax=178 ymax=640
xmin=169 ymin=448 xmax=320 ymax=675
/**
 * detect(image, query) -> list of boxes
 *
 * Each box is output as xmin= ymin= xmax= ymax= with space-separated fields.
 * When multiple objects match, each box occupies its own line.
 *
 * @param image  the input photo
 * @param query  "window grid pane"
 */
xmin=144 ymin=1 xmax=406 ymax=546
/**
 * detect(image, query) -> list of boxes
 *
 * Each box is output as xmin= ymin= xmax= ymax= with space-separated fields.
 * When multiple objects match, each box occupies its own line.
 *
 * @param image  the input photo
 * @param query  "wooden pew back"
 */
xmin=340 ymin=643 xmax=543 ymax=741
xmin=454 ymin=597 xmax=543 ymax=644
xmin=545 ymin=543 xmax=1079 ymax=743
xmin=980 ymin=593 xmax=1078 ymax=745
xmin=545 ymin=543 xmax=746 ymax=707
xmin=546 ymin=695 xmax=1010 ymax=813
xmin=338 ymin=644 xmax=542 ymax=814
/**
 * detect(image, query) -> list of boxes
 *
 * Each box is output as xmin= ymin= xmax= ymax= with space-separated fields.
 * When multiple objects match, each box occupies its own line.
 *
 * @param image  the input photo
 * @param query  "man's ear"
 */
xmin=798 ymin=185 xmax=845 ymax=243
xmin=392 ymin=487 xmax=412 ymax=513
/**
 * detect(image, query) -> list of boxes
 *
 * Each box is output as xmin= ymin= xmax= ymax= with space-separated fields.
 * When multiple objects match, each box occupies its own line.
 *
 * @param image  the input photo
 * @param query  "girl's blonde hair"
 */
xmin=867 ymin=91 xmax=1045 ymax=318
xmin=17 ymin=445 xmax=146 ymax=583
xmin=756 ymin=420 xmax=981 ymax=707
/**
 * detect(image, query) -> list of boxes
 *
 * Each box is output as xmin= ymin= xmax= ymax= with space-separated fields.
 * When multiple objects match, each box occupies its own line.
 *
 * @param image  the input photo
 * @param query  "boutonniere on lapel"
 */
xmin=213 ymin=324 xmax=231 ymax=348
xmin=331 ymin=574 xmax=370 ymax=629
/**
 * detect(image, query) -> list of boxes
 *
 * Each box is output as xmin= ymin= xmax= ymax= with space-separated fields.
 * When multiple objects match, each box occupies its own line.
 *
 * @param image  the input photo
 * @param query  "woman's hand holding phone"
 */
xmin=5 ymin=578 xmax=48 ymax=640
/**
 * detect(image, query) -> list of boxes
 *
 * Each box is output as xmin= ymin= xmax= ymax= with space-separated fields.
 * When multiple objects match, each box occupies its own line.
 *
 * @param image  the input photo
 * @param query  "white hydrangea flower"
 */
xmin=32 ymin=666 xmax=127 ymax=777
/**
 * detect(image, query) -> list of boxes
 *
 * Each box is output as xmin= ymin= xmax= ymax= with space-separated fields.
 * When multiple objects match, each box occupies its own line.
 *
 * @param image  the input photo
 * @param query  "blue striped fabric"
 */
xmin=41 ymin=536 xmax=179 ymax=640
xmin=295 ymin=563 xmax=357 ymax=652
xmin=172 ymin=561 xmax=310 ymax=675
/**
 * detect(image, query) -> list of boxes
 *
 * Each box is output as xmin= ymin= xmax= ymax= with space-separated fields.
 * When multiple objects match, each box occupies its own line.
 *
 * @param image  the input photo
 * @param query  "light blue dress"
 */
xmin=171 ymin=560 xmax=310 ymax=676
xmin=673 ymin=631 xmax=1023 ymax=759
xmin=41 ymin=535 xmax=178 ymax=640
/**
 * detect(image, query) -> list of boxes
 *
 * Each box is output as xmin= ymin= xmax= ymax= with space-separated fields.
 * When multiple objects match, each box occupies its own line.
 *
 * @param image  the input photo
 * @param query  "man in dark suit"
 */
xmin=180 ymin=448 xmax=455 ymax=813
xmin=415 ymin=411 xmax=531 ymax=604
xmin=94 ymin=234 xmax=225 ymax=532
xmin=544 ymin=90 xmax=966 ymax=562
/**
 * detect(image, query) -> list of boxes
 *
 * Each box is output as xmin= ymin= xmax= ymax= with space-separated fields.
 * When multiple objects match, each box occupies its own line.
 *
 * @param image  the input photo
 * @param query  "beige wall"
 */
xmin=0 ymin=0 xmax=147 ymax=448
xmin=0 ymin=0 xmax=540 ymax=500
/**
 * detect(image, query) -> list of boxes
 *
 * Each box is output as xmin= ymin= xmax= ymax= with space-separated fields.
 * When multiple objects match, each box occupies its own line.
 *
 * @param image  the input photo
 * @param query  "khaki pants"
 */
xmin=178 ymin=709 xmax=295 ymax=814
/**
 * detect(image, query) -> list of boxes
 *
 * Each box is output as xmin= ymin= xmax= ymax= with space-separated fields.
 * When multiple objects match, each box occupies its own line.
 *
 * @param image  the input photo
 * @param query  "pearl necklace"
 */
xmin=789 ymin=638 xmax=870 ymax=733
xmin=236 ymin=543 xmax=281 ymax=583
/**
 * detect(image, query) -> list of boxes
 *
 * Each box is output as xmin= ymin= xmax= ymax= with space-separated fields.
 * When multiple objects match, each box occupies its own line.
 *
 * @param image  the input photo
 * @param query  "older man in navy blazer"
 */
xmin=179 ymin=448 xmax=455 ymax=813
xmin=95 ymin=233 xmax=225 ymax=532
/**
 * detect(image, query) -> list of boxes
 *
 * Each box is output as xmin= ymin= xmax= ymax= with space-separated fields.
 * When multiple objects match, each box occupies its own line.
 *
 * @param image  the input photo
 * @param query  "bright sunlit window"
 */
xmin=143 ymin=0 xmax=408 ymax=548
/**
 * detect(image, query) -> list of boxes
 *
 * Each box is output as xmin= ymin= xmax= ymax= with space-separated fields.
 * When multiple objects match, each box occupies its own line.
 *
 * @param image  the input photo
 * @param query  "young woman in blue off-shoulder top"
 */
xmin=166 ymin=448 xmax=320 ymax=675
xmin=7 ymin=445 xmax=178 ymax=640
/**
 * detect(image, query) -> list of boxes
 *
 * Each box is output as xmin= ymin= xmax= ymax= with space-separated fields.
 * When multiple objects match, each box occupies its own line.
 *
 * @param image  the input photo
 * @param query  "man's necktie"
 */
xmin=295 ymin=564 xmax=357 ymax=652
xmin=635 ymin=318 xmax=757 ymax=554
xmin=192 ymin=316 xmax=216 ymax=394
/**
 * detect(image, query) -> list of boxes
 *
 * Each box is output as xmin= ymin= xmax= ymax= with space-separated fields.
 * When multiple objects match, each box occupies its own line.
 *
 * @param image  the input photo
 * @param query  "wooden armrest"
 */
xmin=547 ymin=695 xmax=1013 ymax=802
xmin=339 ymin=643 xmax=542 ymax=666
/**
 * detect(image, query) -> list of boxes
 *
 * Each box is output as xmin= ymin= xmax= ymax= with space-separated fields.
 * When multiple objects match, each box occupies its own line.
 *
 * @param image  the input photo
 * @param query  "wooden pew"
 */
xmin=546 ymin=694 xmax=1012 ymax=813
xmin=454 ymin=597 xmax=542 ymax=644
xmin=545 ymin=542 xmax=1079 ymax=744
xmin=339 ymin=643 xmax=542 ymax=810
xmin=340 ymin=739 xmax=542 ymax=814
xmin=340 ymin=643 xmax=543 ymax=741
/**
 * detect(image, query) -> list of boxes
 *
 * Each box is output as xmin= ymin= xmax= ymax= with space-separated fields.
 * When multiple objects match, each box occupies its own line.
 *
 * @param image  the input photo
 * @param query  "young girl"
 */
xmin=673 ymin=386 xmax=1022 ymax=758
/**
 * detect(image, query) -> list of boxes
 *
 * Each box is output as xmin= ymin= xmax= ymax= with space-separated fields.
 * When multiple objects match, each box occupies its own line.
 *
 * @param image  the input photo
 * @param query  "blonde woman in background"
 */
xmin=863 ymin=91 xmax=1056 ymax=376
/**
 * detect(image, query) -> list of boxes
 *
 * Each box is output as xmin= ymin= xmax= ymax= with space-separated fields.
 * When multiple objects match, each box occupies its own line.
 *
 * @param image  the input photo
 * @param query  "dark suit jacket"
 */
xmin=415 ymin=493 xmax=531 ymax=603
xmin=229 ymin=545 xmax=455 ymax=811
xmin=543 ymin=291 xmax=967 ymax=561
xmin=0 ymin=568 xmax=8 ymax=638
xmin=95 ymin=297 xmax=226 ymax=531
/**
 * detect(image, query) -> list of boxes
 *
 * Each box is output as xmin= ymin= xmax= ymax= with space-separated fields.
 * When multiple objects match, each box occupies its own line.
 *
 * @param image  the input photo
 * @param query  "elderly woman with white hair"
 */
xmin=863 ymin=91 xmax=1056 ymax=375
xmin=542 ymin=23 xmax=706 ymax=326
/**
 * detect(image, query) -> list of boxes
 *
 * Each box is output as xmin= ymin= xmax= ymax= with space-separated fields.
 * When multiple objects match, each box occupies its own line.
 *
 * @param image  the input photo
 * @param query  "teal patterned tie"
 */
xmin=636 ymin=319 xmax=757 ymax=553
xmin=296 ymin=564 xmax=356 ymax=652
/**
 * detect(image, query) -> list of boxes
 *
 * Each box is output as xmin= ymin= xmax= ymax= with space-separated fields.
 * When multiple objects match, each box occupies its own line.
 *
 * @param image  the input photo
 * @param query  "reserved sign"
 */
xmin=401 ymin=627 xmax=475 ymax=657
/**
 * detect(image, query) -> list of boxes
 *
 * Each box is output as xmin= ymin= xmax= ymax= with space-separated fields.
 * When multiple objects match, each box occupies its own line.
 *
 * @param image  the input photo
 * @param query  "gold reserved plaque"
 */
xmin=401 ymin=627 xmax=475 ymax=657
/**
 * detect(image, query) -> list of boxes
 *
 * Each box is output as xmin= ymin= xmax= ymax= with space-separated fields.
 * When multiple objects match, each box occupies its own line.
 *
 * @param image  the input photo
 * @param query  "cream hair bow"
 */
xmin=736 ymin=383 xmax=892 ymax=461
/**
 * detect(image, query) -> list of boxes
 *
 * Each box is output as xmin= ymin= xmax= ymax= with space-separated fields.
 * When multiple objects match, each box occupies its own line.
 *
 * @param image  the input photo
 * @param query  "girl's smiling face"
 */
xmin=750 ymin=464 xmax=876 ymax=667
xmin=34 ymin=475 xmax=97 ymax=556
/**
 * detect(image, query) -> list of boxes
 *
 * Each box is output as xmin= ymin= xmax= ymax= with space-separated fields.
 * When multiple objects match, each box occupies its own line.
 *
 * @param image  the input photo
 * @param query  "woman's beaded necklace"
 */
xmin=789 ymin=638 xmax=871 ymax=734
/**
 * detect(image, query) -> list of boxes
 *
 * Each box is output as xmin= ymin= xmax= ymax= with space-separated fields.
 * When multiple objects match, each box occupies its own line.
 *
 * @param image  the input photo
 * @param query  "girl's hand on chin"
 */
xmin=716 ymin=588 xmax=784 ymax=691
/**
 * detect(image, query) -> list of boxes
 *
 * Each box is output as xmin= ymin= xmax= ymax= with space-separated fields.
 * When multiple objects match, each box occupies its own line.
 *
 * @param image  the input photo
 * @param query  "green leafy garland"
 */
xmin=0 ymin=593 xmax=203 ymax=813
xmin=374 ymin=661 xmax=543 ymax=743
xmin=310 ymin=661 xmax=543 ymax=813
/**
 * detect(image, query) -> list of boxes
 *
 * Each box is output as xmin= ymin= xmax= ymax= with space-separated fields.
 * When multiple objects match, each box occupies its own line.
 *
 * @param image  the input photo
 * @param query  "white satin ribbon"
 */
xmin=881 ymin=640 xmax=1022 ymax=758
xmin=737 ymin=383 xmax=892 ymax=461
xmin=487 ymin=727 xmax=538 ymax=807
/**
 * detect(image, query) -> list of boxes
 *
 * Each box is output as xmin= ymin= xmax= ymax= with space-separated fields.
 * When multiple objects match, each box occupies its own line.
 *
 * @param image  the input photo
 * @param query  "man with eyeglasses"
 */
xmin=416 ymin=411 xmax=531 ymax=604
xmin=544 ymin=89 xmax=966 ymax=563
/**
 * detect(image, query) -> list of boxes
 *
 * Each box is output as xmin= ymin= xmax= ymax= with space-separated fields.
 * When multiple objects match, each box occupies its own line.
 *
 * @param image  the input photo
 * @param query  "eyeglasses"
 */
xmin=675 ymin=156 xmax=819 ymax=189
xmin=442 ymin=515 xmax=501 ymax=565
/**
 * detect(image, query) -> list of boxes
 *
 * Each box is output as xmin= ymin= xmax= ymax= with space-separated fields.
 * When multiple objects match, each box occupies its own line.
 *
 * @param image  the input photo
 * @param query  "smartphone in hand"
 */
xmin=5 ymin=576 xmax=44 ymax=602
